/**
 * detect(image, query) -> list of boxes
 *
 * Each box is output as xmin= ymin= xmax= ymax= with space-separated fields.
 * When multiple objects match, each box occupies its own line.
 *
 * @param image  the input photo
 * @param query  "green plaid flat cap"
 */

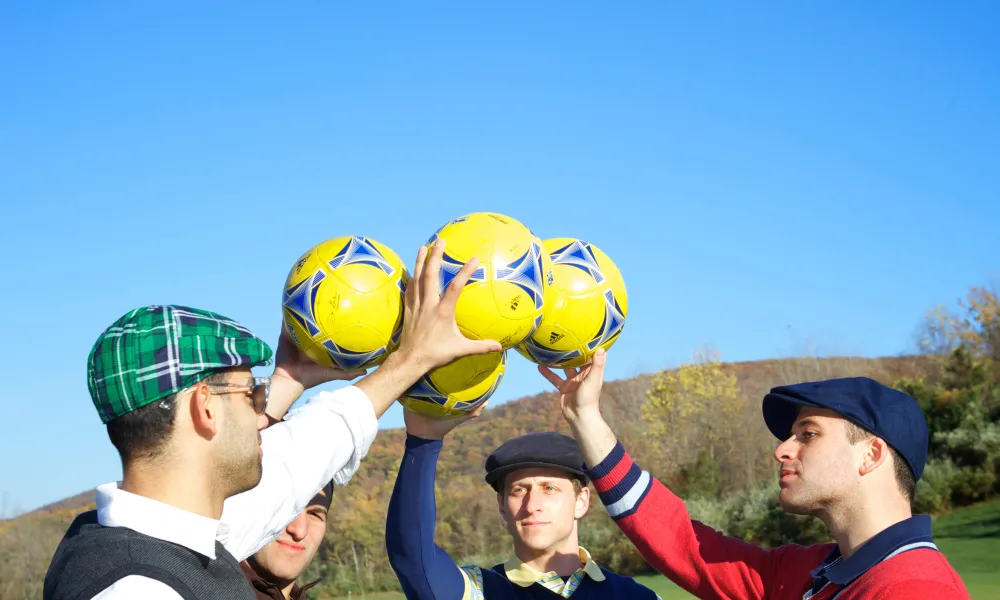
xmin=87 ymin=305 xmax=273 ymax=423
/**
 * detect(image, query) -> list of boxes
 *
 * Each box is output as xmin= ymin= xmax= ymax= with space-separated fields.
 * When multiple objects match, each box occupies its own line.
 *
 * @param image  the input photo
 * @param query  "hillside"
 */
xmin=0 ymin=354 xmax=929 ymax=600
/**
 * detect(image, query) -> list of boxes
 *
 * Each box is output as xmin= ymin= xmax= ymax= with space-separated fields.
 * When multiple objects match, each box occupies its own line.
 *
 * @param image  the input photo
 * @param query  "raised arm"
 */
xmin=544 ymin=349 xmax=825 ymax=600
xmin=386 ymin=435 xmax=469 ymax=600
xmin=386 ymin=407 xmax=489 ymax=600
xmin=221 ymin=240 xmax=502 ymax=561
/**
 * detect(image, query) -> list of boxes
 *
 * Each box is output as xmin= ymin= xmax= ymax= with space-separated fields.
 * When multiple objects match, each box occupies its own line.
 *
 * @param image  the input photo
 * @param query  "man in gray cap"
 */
xmin=44 ymin=241 xmax=501 ymax=600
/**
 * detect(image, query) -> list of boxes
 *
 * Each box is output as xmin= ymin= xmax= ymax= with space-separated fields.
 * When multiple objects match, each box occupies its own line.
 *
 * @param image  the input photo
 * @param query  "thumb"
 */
xmin=333 ymin=368 xmax=367 ymax=380
xmin=465 ymin=338 xmax=503 ymax=355
xmin=587 ymin=348 xmax=608 ymax=382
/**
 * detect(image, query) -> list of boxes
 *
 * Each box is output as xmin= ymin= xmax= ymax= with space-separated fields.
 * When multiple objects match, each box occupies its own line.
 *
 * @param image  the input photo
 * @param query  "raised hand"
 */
xmin=539 ymin=347 xmax=619 ymax=466
xmin=355 ymin=239 xmax=502 ymax=419
xmin=395 ymin=238 xmax=502 ymax=371
xmin=273 ymin=328 xmax=367 ymax=390
xmin=403 ymin=403 xmax=488 ymax=441
xmin=267 ymin=328 xmax=367 ymax=420
xmin=539 ymin=347 xmax=608 ymax=422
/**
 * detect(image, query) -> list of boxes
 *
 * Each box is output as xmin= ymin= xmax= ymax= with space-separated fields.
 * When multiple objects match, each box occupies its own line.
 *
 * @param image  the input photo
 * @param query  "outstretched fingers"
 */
xmin=539 ymin=365 xmax=567 ymax=390
xmin=441 ymin=256 xmax=480 ymax=311
xmin=420 ymin=239 xmax=445 ymax=306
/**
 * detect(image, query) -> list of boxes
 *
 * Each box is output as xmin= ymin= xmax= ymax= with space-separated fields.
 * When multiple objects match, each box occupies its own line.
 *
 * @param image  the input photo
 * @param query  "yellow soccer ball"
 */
xmin=399 ymin=352 xmax=507 ymax=419
xmin=426 ymin=212 xmax=552 ymax=349
xmin=514 ymin=238 xmax=628 ymax=368
xmin=281 ymin=236 xmax=408 ymax=370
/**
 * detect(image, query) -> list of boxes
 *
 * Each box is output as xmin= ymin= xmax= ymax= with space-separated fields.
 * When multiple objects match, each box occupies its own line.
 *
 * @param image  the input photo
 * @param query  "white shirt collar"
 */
xmin=95 ymin=481 xmax=224 ymax=559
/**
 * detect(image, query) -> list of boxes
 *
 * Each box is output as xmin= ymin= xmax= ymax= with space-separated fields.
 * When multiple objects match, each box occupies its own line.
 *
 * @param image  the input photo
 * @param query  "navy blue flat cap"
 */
xmin=762 ymin=377 xmax=928 ymax=480
xmin=485 ymin=432 xmax=588 ymax=490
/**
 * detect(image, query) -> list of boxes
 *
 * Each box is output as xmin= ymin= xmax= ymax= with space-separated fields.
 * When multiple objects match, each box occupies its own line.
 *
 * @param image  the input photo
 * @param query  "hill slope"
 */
xmin=0 ymin=355 xmax=928 ymax=600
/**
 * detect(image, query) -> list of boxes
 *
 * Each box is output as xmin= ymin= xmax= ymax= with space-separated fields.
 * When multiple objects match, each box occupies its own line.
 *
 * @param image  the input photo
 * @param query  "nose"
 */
xmin=285 ymin=511 xmax=308 ymax=541
xmin=524 ymin=489 xmax=544 ymax=514
xmin=774 ymin=435 xmax=796 ymax=464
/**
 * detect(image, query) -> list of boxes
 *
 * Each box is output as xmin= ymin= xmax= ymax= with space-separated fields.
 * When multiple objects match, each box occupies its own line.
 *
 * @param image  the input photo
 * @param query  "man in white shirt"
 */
xmin=43 ymin=241 xmax=501 ymax=600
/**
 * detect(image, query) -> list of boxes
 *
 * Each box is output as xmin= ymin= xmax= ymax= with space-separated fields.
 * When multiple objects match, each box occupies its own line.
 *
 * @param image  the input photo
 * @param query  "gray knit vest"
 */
xmin=44 ymin=510 xmax=255 ymax=600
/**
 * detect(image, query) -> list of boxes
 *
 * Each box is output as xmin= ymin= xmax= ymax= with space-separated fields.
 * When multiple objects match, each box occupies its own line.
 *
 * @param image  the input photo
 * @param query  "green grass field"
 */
xmin=329 ymin=499 xmax=1000 ymax=600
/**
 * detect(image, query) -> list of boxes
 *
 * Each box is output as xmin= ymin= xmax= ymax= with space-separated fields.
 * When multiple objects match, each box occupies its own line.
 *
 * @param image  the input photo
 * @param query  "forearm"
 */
xmin=588 ymin=442 xmax=776 ymax=600
xmin=356 ymin=351 xmax=428 ymax=418
xmin=386 ymin=435 xmax=468 ymax=600
xmin=265 ymin=372 xmax=306 ymax=421
xmin=564 ymin=408 xmax=621 ymax=468
xmin=220 ymin=387 xmax=378 ymax=560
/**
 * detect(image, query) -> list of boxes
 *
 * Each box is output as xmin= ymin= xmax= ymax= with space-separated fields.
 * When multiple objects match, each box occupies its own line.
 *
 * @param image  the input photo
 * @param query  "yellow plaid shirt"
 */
xmin=459 ymin=547 xmax=656 ymax=599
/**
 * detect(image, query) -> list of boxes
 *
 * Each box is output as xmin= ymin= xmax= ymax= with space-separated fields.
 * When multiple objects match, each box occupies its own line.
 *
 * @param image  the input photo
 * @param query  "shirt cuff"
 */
xmin=405 ymin=433 xmax=444 ymax=450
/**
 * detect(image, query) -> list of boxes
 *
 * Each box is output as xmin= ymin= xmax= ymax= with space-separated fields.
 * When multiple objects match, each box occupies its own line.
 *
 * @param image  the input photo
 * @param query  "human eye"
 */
xmin=308 ymin=509 xmax=327 ymax=522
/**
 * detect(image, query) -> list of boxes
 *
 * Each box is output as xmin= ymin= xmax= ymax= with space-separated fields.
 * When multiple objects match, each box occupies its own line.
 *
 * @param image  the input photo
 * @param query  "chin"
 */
xmin=517 ymin=533 xmax=555 ymax=553
xmin=777 ymin=491 xmax=815 ymax=516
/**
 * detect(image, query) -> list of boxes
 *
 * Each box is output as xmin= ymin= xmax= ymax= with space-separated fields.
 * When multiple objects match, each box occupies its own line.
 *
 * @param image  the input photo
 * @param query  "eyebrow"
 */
xmin=793 ymin=418 xmax=822 ymax=430
xmin=509 ymin=479 xmax=562 ymax=487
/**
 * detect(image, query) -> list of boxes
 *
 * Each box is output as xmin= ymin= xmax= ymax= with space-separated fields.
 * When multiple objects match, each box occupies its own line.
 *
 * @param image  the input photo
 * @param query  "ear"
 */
xmin=574 ymin=486 xmax=590 ymax=520
xmin=496 ymin=490 xmax=506 ymax=518
xmin=189 ymin=381 xmax=221 ymax=439
xmin=859 ymin=436 xmax=890 ymax=477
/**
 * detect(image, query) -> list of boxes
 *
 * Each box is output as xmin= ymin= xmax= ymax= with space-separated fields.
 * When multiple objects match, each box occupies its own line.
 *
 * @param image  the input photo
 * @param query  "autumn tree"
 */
xmin=641 ymin=347 xmax=745 ymax=494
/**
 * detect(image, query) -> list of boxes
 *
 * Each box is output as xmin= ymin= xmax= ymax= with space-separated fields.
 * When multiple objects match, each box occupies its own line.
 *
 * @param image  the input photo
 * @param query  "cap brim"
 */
xmin=762 ymin=392 xmax=823 ymax=441
xmin=485 ymin=462 xmax=589 ymax=490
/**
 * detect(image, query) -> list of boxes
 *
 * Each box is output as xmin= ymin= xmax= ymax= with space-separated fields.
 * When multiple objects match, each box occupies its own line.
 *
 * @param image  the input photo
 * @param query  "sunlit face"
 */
xmin=773 ymin=407 xmax=868 ymax=515
xmin=497 ymin=467 xmax=589 ymax=554
xmin=248 ymin=486 xmax=332 ymax=586
xmin=212 ymin=368 xmax=267 ymax=496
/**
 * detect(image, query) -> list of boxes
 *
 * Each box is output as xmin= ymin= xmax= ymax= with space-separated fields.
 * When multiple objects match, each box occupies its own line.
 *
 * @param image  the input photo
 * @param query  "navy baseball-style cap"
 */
xmin=762 ymin=377 xmax=929 ymax=480
xmin=484 ymin=432 xmax=588 ymax=491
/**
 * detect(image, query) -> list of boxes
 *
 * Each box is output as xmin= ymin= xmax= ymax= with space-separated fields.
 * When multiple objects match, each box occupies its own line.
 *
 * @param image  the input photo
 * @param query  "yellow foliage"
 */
xmin=641 ymin=347 xmax=743 ymax=462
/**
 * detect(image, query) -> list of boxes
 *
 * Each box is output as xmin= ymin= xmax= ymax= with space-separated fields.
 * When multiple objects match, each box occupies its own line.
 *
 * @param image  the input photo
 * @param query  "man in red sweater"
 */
xmin=540 ymin=348 xmax=971 ymax=600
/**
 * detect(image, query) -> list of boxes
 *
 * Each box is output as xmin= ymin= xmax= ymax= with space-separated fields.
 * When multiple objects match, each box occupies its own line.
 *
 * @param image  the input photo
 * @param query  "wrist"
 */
xmin=382 ymin=347 xmax=430 ymax=384
xmin=270 ymin=367 xmax=305 ymax=394
xmin=406 ymin=428 xmax=445 ymax=441
xmin=564 ymin=406 xmax=603 ymax=427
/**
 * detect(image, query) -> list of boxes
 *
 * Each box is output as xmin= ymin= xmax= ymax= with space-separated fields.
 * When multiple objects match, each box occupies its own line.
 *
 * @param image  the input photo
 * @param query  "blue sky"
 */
xmin=1 ymin=2 xmax=998 ymax=515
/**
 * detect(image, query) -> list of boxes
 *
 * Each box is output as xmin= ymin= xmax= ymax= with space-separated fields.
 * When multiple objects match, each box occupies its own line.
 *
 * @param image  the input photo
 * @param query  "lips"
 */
xmin=276 ymin=540 xmax=305 ymax=552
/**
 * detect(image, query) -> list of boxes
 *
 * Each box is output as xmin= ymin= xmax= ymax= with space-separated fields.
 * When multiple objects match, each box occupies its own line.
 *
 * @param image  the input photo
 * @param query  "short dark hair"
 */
xmin=845 ymin=421 xmax=916 ymax=501
xmin=106 ymin=371 xmax=229 ymax=464
xmin=106 ymin=394 xmax=179 ymax=463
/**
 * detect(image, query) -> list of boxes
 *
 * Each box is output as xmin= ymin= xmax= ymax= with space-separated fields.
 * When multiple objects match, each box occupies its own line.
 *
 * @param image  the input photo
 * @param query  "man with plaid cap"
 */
xmin=541 ymin=349 xmax=970 ymax=600
xmin=44 ymin=241 xmax=502 ymax=600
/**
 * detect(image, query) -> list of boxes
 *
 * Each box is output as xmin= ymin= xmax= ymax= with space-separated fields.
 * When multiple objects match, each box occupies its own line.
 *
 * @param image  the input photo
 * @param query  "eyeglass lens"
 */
xmin=251 ymin=381 xmax=267 ymax=415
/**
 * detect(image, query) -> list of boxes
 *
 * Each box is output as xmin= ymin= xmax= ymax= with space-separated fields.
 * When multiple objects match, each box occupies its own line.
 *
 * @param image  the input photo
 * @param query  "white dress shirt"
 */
xmin=88 ymin=386 xmax=378 ymax=599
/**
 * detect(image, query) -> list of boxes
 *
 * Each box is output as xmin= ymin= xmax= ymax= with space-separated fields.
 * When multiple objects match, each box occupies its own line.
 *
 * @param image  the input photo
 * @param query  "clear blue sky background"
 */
xmin=1 ymin=2 xmax=998 ymax=515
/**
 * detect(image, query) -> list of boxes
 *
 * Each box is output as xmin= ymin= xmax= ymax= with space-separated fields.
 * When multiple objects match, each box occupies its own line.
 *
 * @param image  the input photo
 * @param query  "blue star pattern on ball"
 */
xmin=328 ymin=236 xmax=397 ymax=275
xmin=550 ymin=240 xmax=605 ymax=284
xmin=438 ymin=252 xmax=486 ymax=293
xmin=405 ymin=376 xmax=449 ymax=407
xmin=454 ymin=370 xmax=505 ymax=411
xmin=518 ymin=338 xmax=583 ymax=367
xmin=588 ymin=289 xmax=626 ymax=350
xmin=321 ymin=339 xmax=387 ymax=370
xmin=496 ymin=241 xmax=547 ymax=309
xmin=282 ymin=269 xmax=327 ymax=338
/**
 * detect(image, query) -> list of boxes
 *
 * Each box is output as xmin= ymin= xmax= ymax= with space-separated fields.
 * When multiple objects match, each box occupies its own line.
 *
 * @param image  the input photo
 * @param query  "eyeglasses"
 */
xmin=204 ymin=377 xmax=270 ymax=415
xmin=159 ymin=376 xmax=270 ymax=415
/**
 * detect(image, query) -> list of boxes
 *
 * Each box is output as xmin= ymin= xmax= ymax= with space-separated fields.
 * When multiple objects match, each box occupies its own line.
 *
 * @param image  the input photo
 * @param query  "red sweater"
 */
xmin=588 ymin=443 xmax=970 ymax=600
